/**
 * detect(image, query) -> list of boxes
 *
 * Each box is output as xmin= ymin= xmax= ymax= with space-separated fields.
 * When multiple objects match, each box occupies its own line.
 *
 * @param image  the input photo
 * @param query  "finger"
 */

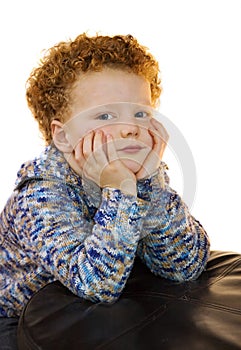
xmin=106 ymin=134 xmax=119 ymax=163
xmin=150 ymin=118 xmax=169 ymax=142
xmin=148 ymin=128 xmax=164 ymax=153
xmin=93 ymin=130 xmax=108 ymax=164
xmin=82 ymin=131 xmax=94 ymax=160
xmin=74 ymin=137 xmax=84 ymax=165
xmin=149 ymin=121 xmax=168 ymax=150
xmin=147 ymin=128 xmax=167 ymax=164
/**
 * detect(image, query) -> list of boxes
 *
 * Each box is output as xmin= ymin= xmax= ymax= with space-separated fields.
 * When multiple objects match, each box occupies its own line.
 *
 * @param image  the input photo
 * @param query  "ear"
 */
xmin=51 ymin=120 xmax=73 ymax=153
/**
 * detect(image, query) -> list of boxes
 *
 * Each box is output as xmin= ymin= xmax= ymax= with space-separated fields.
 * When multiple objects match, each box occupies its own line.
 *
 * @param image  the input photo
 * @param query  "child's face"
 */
xmin=65 ymin=68 xmax=155 ymax=173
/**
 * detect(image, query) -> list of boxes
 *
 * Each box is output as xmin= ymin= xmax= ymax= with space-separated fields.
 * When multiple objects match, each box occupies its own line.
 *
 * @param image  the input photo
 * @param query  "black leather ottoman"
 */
xmin=17 ymin=251 xmax=241 ymax=350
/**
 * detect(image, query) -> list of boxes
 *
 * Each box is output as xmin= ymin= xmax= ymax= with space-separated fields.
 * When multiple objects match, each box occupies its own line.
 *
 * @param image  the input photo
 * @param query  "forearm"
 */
xmin=20 ymin=183 xmax=146 ymax=303
xmin=137 ymin=166 xmax=210 ymax=281
xmin=137 ymin=210 xmax=210 ymax=281
xmin=77 ymin=187 xmax=144 ymax=302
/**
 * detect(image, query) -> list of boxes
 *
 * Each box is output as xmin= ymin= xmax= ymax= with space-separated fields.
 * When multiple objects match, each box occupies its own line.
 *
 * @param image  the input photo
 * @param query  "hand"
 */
xmin=74 ymin=130 xmax=137 ymax=196
xmin=135 ymin=118 xmax=169 ymax=180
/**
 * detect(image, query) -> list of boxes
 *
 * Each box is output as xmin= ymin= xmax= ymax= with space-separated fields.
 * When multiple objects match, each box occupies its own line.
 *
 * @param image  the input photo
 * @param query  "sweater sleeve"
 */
xmin=14 ymin=180 xmax=147 ymax=303
xmin=136 ymin=164 xmax=210 ymax=281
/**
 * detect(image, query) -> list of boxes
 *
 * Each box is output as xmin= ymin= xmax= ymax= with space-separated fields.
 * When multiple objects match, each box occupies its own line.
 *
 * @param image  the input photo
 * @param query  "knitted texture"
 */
xmin=0 ymin=144 xmax=210 ymax=317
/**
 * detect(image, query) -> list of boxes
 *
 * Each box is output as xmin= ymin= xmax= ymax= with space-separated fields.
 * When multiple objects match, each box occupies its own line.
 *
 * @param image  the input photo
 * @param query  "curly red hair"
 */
xmin=26 ymin=33 xmax=162 ymax=144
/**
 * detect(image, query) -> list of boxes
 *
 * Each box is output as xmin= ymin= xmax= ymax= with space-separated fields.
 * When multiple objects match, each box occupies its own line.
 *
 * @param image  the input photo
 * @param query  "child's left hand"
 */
xmin=136 ymin=118 xmax=168 ymax=180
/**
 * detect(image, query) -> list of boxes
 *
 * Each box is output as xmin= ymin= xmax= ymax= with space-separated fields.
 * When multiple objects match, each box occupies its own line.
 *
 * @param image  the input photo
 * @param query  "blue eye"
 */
xmin=96 ymin=113 xmax=114 ymax=120
xmin=134 ymin=111 xmax=150 ymax=119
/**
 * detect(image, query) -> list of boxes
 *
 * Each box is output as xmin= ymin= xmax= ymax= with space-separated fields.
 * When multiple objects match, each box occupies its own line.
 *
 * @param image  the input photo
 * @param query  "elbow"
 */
xmin=175 ymin=249 xmax=210 ymax=282
xmin=176 ymin=234 xmax=211 ymax=282
xmin=76 ymin=280 xmax=124 ymax=304
xmin=82 ymin=289 xmax=122 ymax=305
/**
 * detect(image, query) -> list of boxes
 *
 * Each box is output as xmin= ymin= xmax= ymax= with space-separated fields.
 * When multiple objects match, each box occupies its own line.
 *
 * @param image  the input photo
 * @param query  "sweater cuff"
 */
xmin=137 ymin=162 xmax=168 ymax=201
xmin=94 ymin=188 xmax=146 ymax=243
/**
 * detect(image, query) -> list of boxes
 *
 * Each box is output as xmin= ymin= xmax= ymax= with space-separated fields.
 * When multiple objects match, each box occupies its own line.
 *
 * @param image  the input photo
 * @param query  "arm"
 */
xmin=16 ymin=179 xmax=147 ymax=303
xmin=136 ymin=165 xmax=210 ymax=281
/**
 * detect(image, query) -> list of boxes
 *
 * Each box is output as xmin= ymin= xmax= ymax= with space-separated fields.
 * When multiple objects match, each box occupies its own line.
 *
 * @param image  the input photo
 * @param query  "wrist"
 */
xmin=119 ymin=178 xmax=137 ymax=196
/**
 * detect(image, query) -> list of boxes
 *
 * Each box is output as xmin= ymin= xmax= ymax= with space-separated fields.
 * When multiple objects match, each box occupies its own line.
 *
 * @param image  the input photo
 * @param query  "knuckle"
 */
xmin=82 ymin=149 xmax=90 ymax=158
xmin=74 ymin=152 xmax=82 ymax=162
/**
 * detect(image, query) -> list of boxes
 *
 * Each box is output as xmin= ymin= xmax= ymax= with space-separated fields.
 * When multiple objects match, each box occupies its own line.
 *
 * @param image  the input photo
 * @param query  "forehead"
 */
xmin=70 ymin=68 xmax=152 ymax=115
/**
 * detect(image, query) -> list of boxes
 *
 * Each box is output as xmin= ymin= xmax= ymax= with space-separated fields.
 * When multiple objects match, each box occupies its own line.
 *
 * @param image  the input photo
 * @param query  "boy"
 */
xmin=0 ymin=33 xmax=210 ymax=348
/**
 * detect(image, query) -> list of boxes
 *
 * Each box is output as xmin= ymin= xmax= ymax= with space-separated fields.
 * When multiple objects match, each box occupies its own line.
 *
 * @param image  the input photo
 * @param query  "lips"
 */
xmin=118 ymin=145 xmax=145 ymax=153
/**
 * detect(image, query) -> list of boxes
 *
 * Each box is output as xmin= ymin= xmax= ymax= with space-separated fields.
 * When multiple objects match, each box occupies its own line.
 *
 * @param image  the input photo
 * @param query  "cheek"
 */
xmin=96 ymin=125 xmax=115 ymax=136
xmin=70 ymin=121 xmax=101 ymax=142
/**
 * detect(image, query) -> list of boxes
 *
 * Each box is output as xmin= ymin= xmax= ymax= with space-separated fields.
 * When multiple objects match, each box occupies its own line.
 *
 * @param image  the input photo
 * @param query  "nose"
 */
xmin=120 ymin=123 xmax=139 ymax=138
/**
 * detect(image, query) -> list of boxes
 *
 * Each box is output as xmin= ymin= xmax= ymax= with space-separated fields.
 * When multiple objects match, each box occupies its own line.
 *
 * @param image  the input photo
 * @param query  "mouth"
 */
xmin=118 ymin=145 xmax=145 ymax=154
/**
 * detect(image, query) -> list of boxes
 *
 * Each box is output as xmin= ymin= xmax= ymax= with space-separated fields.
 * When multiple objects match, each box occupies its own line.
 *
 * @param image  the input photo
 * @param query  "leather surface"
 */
xmin=17 ymin=251 xmax=241 ymax=349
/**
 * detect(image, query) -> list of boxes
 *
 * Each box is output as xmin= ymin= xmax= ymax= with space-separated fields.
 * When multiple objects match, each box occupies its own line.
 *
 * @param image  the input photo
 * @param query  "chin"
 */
xmin=121 ymin=159 xmax=142 ymax=174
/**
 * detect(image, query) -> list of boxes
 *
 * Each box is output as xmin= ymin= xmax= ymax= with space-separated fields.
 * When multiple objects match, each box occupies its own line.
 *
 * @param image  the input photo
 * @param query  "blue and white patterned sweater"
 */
xmin=0 ymin=144 xmax=210 ymax=317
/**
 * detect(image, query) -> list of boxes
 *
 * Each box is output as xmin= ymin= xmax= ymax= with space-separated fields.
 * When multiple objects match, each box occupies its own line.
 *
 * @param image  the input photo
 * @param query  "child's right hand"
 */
xmin=74 ymin=130 xmax=137 ymax=196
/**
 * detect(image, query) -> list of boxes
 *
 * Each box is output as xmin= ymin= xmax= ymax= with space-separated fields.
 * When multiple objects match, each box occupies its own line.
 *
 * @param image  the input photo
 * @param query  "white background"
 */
xmin=1 ymin=0 xmax=241 ymax=252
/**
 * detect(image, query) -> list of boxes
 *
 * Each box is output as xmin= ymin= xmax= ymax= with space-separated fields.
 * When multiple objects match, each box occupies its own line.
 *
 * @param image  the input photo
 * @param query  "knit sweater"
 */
xmin=0 ymin=144 xmax=210 ymax=317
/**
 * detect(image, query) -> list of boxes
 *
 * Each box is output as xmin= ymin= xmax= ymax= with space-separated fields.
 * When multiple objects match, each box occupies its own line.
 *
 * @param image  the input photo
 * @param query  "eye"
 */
xmin=95 ymin=113 xmax=115 ymax=120
xmin=134 ymin=111 xmax=151 ymax=119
